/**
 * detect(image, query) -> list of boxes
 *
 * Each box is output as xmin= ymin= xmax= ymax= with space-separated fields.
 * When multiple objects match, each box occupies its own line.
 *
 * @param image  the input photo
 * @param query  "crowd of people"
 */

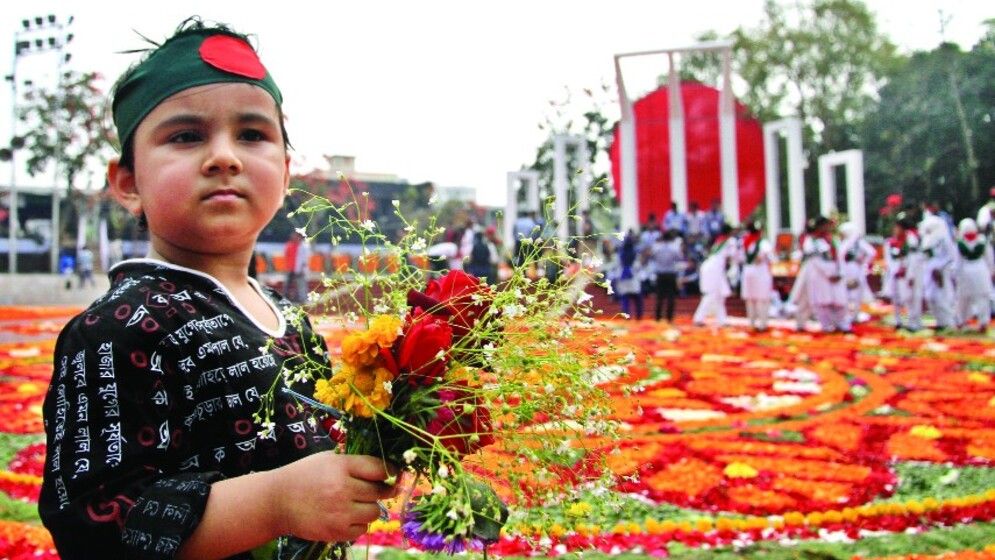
xmin=601 ymin=195 xmax=995 ymax=334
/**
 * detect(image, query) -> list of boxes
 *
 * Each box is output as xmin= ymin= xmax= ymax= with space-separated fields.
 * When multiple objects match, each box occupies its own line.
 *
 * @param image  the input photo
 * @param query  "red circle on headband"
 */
xmin=199 ymin=35 xmax=267 ymax=79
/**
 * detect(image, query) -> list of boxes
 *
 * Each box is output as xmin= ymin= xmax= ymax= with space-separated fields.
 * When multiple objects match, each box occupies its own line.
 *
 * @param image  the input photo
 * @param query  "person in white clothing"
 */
xmin=693 ymin=223 xmax=737 ymax=327
xmin=787 ymin=220 xmax=817 ymax=331
xmin=888 ymin=214 xmax=925 ymax=331
xmin=838 ymin=222 xmax=877 ymax=324
xmin=920 ymin=215 xmax=957 ymax=330
xmin=954 ymin=218 xmax=994 ymax=332
xmin=740 ymin=222 xmax=775 ymax=331
xmin=807 ymin=217 xmax=851 ymax=333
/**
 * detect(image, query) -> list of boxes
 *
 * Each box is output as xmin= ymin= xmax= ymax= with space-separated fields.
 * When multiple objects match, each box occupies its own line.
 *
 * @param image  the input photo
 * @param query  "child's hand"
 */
xmin=269 ymin=452 xmax=399 ymax=542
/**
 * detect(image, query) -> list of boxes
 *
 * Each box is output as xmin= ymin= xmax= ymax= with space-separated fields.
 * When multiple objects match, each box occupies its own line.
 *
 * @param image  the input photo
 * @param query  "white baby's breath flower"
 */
xmin=614 ymin=231 xmax=625 ymax=241
xmin=590 ymin=255 xmax=604 ymax=269
xmin=403 ymin=449 xmax=418 ymax=464
xmin=576 ymin=292 xmax=593 ymax=305
xmin=391 ymin=199 xmax=400 ymax=208
xmin=257 ymin=421 xmax=277 ymax=440
xmin=373 ymin=303 xmax=390 ymax=314
xmin=446 ymin=508 xmax=460 ymax=520
xmin=411 ymin=238 xmax=427 ymax=252
xmin=307 ymin=291 xmax=321 ymax=304
xmin=361 ymin=220 xmax=376 ymax=231
xmin=605 ymin=282 xmax=614 ymax=296
xmin=502 ymin=303 xmax=525 ymax=319
xmin=431 ymin=483 xmax=447 ymax=496
xmin=434 ymin=349 xmax=446 ymax=361
xmin=295 ymin=227 xmax=307 ymax=237
xmin=429 ymin=194 xmax=438 ymax=205
xmin=438 ymin=464 xmax=450 ymax=478
xmin=382 ymin=381 xmax=393 ymax=395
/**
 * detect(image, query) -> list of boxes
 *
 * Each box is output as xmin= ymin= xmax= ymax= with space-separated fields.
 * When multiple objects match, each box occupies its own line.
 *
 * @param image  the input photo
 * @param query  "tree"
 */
xmin=525 ymin=81 xmax=618 ymax=234
xmin=861 ymin=24 xmax=995 ymax=229
xmin=677 ymin=0 xmax=900 ymax=225
xmin=16 ymin=70 xmax=116 ymax=247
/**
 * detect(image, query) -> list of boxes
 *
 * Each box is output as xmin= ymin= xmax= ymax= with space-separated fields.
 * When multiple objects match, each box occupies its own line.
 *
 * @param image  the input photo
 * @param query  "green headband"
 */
xmin=112 ymin=29 xmax=283 ymax=151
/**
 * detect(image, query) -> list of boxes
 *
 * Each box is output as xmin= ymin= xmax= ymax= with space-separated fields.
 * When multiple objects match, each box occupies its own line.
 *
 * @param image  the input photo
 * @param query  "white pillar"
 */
xmin=504 ymin=171 xmax=540 ymax=251
xmin=615 ymin=56 xmax=639 ymax=235
xmin=846 ymin=151 xmax=865 ymax=235
xmin=785 ymin=121 xmax=806 ymax=235
xmin=552 ymin=134 xmax=589 ymax=241
xmin=818 ymin=150 xmax=865 ymax=234
xmin=719 ymin=49 xmax=739 ymax=224
xmin=668 ymin=53 xmax=687 ymax=213
xmin=818 ymin=158 xmax=837 ymax=217
xmin=762 ymin=118 xmax=806 ymax=240
xmin=553 ymin=135 xmax=570 ymax=241
xmin=762 ymin=125 xmax=782 ymax=243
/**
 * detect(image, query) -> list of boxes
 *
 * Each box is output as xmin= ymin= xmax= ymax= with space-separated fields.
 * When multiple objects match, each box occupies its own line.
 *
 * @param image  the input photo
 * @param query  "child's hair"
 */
xmin=111 ymin=17 xmax=291 ymax=170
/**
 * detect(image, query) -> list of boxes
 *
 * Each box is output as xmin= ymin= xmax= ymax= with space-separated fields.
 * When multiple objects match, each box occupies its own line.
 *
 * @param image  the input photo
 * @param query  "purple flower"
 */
xmin=401 ymin=510 xmax=481 ymax=554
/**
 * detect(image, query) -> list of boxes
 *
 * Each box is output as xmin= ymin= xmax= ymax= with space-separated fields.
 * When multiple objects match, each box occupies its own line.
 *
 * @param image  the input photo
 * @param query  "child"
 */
xmin=838 ymin=222 xmax=877 ymax=324
xmin=888 ymin=214 xmax=925 ymax=331
xmin=920 ymin=215 xmax=957 ymax=330
xmin=692 ymin=223 xmax=737 ymax=328
xmin=39 ymin=20 xmax=395 ymax=560
xmin=807 ymin=217 xmax=851 ymax=333
xmin=740 ymin=222 xmax=775 ymax=332
xmin=954 ymin=218 xmax=994 ymax=332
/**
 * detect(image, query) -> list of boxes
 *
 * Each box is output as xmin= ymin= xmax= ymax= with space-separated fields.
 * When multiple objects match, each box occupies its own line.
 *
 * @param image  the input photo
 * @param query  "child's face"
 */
xmin=110 ymin=83 xmax=289 ymax=260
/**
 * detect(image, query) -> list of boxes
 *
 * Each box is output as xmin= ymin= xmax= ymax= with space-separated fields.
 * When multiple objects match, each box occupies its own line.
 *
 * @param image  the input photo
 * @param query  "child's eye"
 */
xmin=239 ymin=129 xmax=266 ymax=142
xmin=168 ymin=131 xmax=202 ymax=143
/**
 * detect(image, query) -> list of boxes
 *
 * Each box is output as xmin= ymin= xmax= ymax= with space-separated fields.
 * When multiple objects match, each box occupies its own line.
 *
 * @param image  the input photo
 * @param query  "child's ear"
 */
xmin=107 ymin=158 xmax=142 ymax=218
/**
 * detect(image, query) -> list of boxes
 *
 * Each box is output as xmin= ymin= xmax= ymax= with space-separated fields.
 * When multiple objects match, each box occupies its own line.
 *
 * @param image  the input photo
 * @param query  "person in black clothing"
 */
xmin=39 ymin=19 xmax=396 ymax=560
xmin=651 ymin=230 xmax=681 ymax=322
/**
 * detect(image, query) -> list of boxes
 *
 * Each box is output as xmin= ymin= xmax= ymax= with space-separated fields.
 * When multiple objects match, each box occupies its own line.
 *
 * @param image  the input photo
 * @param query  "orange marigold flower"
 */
xmin=315 ymin=363 xmax=396 ymax=417
xmin=367 ymin=315 xmax=402 ymax=348
xmin=341 ymin=331 xmax=380 ymax=368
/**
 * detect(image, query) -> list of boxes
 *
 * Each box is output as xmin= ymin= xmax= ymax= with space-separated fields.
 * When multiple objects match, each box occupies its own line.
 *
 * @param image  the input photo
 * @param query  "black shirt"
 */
xmin=39 ymin=259 xmax=333 ymax=559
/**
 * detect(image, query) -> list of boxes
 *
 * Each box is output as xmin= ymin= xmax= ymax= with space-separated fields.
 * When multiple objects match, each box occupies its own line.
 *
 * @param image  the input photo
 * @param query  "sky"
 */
xmin=1 ymin=0 xmax=991 ymax=207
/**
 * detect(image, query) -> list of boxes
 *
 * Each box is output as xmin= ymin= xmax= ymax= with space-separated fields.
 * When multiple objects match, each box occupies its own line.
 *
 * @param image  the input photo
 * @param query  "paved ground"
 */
xmin=0 ymin=273 xmax=111 ymax=307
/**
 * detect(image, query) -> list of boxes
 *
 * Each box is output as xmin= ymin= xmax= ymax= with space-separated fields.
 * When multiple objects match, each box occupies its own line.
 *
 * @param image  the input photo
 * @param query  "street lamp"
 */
xmin=4 ymin=13 xmax=73 ymax=274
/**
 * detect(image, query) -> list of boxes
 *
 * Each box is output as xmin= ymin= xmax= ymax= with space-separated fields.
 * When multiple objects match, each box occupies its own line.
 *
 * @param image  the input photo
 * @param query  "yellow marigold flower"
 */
xmin=341 ymin=332 xmax=380 ymax=368
xmin=906 ymin=500 xmax=925 ymax=515
xmin=367 ymin=315 xmax=402 ymax=348
xmin=783 ymin=511 xmax=805 ymax=526
xmin=989 ymin=395 xmax=995 ymax=407
xmin=805 ymin=512 xmax=824 ymax=526
xmin=909 ymin=425 xmax=942 ymax=439
xmin=566 ymin=502 xmax=593 ymax=518
xmin=823 ymin=510 xmax=842 ymax=524
xmin=922 ymin=497 xmax=940 ymax=510
xmin=694 ymin=518 xmax=713 ymax=533
xmin=724 ymin=462 xmax=759 ymax=479
xmin=320 ymin=364 xmax=396 ymax=417
xmin=968 ymin=372 xmax=991 ymax=384
xmin=547 ymin=523 xmax=566 ymax=538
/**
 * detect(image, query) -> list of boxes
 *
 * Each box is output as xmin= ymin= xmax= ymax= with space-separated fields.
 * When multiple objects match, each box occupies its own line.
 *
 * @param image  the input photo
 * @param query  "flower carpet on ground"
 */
xmin=1 ymin=305 xmax=994 ymax=558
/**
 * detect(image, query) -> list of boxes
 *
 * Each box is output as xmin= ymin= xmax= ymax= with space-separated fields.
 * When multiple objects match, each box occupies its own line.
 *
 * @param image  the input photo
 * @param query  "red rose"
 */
xmin=423 ymin=270 xmax=492 ymax=340
xmin=397 ymin=309 xmax=452 ymax=386
xmin=424 ymin=382 xmax=494 ymax=456
xmin=885 ymin=193 xmax=903 ymax=208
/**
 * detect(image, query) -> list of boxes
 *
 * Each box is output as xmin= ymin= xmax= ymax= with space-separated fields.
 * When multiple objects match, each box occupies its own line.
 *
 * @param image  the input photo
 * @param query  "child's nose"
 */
xmin=202 ymin=137 xmax=243 ymax=175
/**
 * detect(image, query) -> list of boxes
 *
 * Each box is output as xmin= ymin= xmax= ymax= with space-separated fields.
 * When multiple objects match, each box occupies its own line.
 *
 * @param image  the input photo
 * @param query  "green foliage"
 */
xmin=862 ymin=26 xmax=995 ymax=227
xmin=17 ymin=70 xmax=115 ymax=189
xmin=882 ymin=463 xmax=995 ymax=504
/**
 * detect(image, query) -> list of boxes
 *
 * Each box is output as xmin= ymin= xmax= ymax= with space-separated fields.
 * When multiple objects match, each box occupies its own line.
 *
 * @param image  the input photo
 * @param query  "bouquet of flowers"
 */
xmin=256 ymin=189 xmax=621 ymax=558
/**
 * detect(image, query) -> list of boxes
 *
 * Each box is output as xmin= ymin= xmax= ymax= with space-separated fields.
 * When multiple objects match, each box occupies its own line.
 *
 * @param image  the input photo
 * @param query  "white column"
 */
xmin=615 ymin=57 xmax=639 ymax=235
xmin=504 ymin=173 xmax=519 ymax=253
xmin=762 ymin=124 xmax=781 ymax=243
xmin=785 ymin=119 xmax=806 ymax=234
xmin=817 ymin=150 xmax=865 ymax=235
xmin=552 ymin=135 xmax=569 ymax=241
xmin=846 ymin=151 xmax=865 ymax=235
xmin=818 ymin=157 xmax=837 ymax=217
xmin=668 ymin=53 xmax=687 ymax=213
xmin=718 ymin=49 xmax=739 ymax=223
xmin=575 ymin=141 xmax=591 ymax=215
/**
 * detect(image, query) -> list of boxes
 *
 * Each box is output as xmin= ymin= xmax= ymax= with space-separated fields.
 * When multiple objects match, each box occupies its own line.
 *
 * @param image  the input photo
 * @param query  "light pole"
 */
xmin=4 ymin=14 xmax=74 ymax=274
